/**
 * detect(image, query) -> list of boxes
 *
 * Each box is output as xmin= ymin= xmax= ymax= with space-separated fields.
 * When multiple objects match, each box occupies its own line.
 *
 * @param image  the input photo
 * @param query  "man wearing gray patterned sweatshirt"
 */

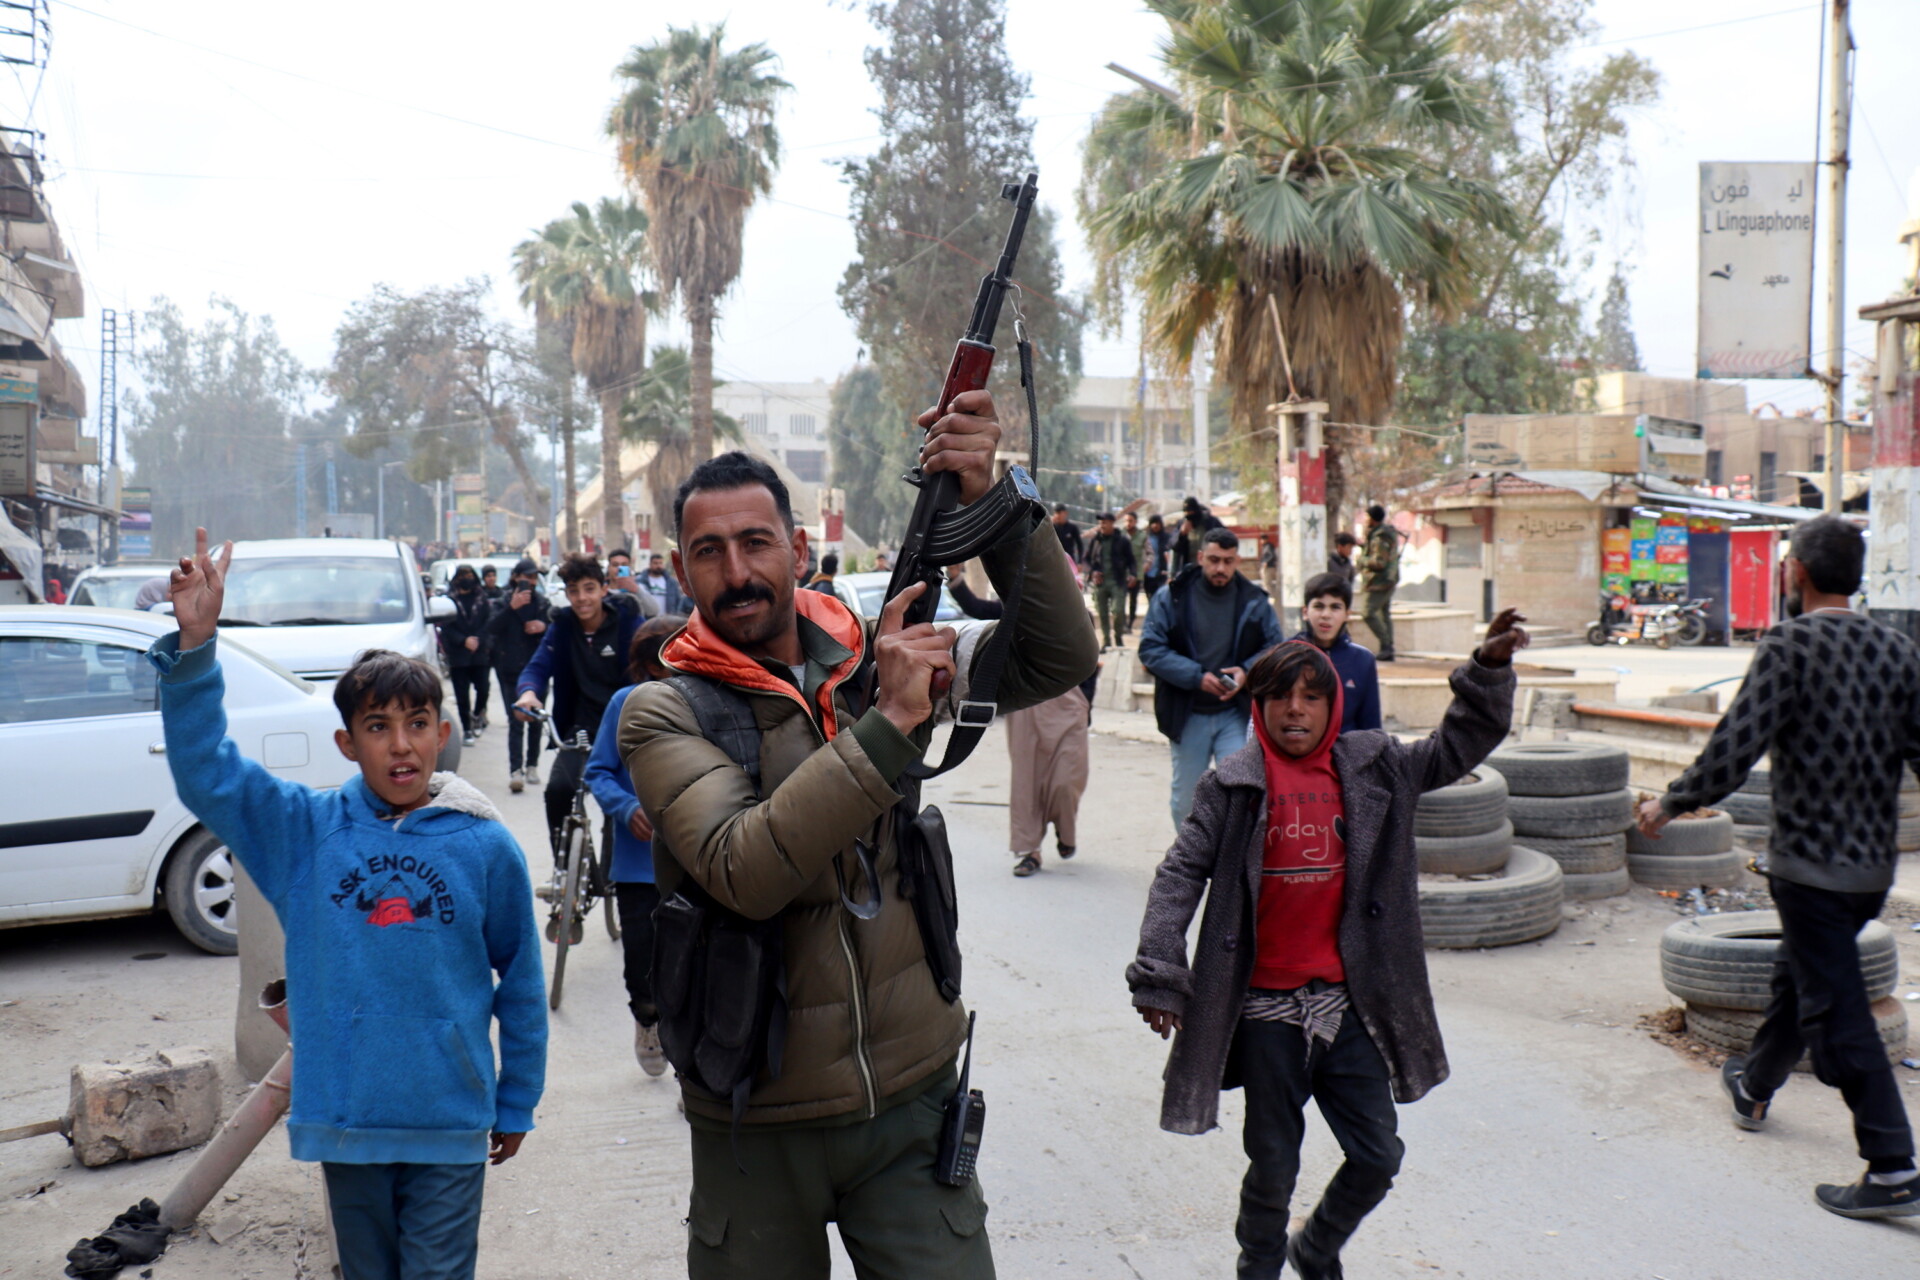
xmin=1637 ymin=515 xmax=1917 ymax=1220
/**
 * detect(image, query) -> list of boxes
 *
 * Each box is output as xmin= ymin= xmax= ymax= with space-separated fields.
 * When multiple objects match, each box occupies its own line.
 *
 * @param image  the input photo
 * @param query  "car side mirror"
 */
xmin=426 ymin=596 xmax=457 ymax=621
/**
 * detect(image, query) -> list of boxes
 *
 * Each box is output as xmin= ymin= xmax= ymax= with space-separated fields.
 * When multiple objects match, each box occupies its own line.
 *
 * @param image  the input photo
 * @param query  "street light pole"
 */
xmin=377 ymin=461 xmax=407 ymax=540
xmin=1819 ymin=0 xmax=1853 ymax=514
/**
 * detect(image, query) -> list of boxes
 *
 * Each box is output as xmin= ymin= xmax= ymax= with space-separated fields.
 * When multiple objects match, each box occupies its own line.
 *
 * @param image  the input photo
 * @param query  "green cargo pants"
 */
xmin=1093 ymin=579 xmax=1126 ymax=648
xmin=685 ymin=1074 xmax=993 ymax=1280
xmin=1363 ymin=587 xmax=1396 ymax=659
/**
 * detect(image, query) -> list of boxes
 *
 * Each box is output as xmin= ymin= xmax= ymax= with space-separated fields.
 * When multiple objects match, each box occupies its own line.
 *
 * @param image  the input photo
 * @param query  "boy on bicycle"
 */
xmin=149 ymin=530 xmax=547 ymax=1280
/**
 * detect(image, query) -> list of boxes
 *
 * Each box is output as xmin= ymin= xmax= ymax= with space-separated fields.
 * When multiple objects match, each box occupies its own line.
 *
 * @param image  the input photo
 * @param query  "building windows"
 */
xmin=1162 ymin=466 xmax=1185 ymax=490
xmin=1081 ymin=419 xmax=1108 ymax=444
xmin=1706 ymin=449 xmax=1723 ymax=486
xmin=786 ymin=449 xmax=825 ymax=483
xmin=1162 ymin=417 xmax=1189 ymax=446
xmin=1759 ymin=451 xmax=1777 ymax=502
xmin=789 ymin=413 xmax=817 ymax=437
xmin=744 ymin=412 xmax=769 ymax=435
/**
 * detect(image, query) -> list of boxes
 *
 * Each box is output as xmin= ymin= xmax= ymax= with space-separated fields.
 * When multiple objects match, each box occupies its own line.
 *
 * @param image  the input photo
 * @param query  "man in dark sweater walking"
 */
xmin=1637 ymin=515 xmax=1918 ymax=1219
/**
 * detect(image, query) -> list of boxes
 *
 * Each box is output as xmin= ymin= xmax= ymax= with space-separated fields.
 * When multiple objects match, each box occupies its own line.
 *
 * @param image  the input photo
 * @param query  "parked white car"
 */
xmin=0 ymin=606 xmax=358 ymax=953
xmin=829 ymin=571 xmax=966 ymax=622
xmin=211 ymin=538 xmax=462 ymax=772
xmin=67 ymin=562 xmax=176 ymax=609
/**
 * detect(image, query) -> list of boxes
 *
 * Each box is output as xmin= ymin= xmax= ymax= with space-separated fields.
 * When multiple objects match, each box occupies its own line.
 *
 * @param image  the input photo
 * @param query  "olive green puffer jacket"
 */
xmin=619 ymin=521 xmax=1097 ymax=1125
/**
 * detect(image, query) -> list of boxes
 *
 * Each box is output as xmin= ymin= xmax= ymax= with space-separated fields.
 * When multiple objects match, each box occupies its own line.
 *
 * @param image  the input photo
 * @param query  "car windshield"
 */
xmin=219 ymin=556 xmax=413 ymax=627
xmin=71 ymin=574 xmax=159 ymax=609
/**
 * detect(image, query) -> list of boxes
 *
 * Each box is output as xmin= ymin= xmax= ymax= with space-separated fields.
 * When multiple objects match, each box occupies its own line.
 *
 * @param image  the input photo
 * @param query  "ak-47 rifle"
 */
xmin=839 ymin=176 xmax=1050 ymax=981
xmin=879 ymin=172 xmax=1047 ymax=642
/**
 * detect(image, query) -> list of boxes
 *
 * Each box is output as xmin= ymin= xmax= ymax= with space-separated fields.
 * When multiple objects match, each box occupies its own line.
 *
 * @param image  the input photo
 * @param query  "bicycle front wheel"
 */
xmin=549 ymin=824 xmax=586 ymax=1011
xmin=600 ymin=816 xmax=621 ymax=941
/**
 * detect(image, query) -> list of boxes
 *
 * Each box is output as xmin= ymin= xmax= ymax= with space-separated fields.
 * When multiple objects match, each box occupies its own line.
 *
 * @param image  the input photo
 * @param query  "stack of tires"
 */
xmin=1625 ymin=805 xmax=1740 ymax=889
xmin=1659 ymin=912 xmax=1910 ymax=1067
xmin=1486 ymin=744 xmax=1634 ymax=901
xmin=1414 ymin=767 xmax=1565 ymax=949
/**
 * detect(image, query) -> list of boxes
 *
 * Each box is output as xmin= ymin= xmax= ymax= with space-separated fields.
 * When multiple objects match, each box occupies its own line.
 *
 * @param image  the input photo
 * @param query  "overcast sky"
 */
xmin=23 ymin=0 xmax=1920 ymax=428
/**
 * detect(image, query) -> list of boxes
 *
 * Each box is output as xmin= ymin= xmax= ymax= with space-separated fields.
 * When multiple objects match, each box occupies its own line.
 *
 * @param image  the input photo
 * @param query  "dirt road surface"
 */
xmin=5 ymin=701 xmax=1920 ymax=1277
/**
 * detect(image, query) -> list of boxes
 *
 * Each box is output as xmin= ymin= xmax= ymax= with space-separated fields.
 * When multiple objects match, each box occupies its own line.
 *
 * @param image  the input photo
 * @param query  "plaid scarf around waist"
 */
xmin=1242 ymin=980 xmax=1350 ymax=1053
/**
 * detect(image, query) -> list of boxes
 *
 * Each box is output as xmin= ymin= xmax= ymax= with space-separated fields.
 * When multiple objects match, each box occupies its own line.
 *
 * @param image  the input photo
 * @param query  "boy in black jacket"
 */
xmin=487 ymin=557 xmax=549 ymax=793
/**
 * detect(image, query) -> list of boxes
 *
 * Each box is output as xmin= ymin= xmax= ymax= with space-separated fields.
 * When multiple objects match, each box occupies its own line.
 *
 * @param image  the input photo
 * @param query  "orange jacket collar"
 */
xmin=660 ymin=589 xmax=867 ymax=739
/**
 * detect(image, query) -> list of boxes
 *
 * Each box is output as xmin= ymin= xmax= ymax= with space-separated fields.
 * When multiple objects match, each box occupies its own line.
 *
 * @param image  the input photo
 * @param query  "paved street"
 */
xmin=6 ymin=705 xmax=1920 ymax=1277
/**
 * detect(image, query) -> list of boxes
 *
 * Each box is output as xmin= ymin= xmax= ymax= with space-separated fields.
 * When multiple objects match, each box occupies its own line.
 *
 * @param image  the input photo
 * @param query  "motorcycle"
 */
xmin=1674 ymin=597 xmax=1712 ymax=647
xmin=1587 ymin=591 xmax=1685 ymax=649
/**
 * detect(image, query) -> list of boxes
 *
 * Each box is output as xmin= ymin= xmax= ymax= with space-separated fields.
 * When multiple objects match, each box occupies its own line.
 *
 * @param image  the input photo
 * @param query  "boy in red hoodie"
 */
xmin=1129 ymin=612 xmax=1527 ymax=1280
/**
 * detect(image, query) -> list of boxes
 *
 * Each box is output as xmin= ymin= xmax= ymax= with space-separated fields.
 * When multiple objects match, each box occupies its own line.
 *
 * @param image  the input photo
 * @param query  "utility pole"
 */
xmin=96 ymin=308 xmax=117 ymax=562
xmin=1819 ymin=0 xmax=1852 ymax=514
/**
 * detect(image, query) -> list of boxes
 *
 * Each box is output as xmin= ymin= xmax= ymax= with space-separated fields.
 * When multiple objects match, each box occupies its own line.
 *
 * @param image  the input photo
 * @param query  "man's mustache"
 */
xmin=713 ymin=583 xmax=776 ymax=611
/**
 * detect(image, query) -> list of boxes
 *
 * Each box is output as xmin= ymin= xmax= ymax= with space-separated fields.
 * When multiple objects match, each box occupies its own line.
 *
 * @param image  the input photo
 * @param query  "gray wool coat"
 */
xmin=1127 ymin=658 xmax=1516 ymax=1135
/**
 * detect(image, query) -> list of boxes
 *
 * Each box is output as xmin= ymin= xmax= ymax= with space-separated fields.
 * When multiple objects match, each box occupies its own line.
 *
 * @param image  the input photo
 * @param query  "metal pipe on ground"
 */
xmin=157 ymin=980 xmax=293 ymax=1232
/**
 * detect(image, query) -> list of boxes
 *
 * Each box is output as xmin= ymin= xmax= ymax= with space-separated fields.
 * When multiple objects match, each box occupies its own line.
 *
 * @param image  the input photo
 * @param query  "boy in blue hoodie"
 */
xmin=148 ymin=530 xmax=547 ymax=1280
xmin=1295 ymin=571 xmax=1382 ymax=734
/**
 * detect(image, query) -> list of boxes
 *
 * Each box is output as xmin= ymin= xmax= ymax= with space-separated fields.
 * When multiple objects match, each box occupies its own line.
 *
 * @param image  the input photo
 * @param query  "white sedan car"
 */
xmin=0 ymin=606 xmax=357 ymax=954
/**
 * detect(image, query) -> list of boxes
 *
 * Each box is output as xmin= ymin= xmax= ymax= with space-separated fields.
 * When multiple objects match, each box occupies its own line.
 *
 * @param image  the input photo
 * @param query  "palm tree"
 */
xmin=608 ymin=25 xmax=789 ymax=462
xmin=620 ymin=344 xmax=743 ymax=538
xmin=512 ymin=199 xmax=655 ymax=549
xmin=1080 ymin=0 xmax=1511 ymax=519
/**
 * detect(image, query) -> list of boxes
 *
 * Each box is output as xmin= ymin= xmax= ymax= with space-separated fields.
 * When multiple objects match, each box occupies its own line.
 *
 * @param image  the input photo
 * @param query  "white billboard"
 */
xmin=1697 ymin=161 xmax=1816 ymax=379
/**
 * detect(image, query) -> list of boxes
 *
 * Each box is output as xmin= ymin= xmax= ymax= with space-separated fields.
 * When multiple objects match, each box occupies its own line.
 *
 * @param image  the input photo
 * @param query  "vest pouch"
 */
xmin=898 ymin=804 xmax=963 ymax=1003
xmin=652 ymin=891 xmax=707 ymax=1078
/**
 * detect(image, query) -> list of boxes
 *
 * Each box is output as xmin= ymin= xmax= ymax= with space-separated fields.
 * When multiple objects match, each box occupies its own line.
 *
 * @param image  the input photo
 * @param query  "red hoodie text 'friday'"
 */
xmin=1251 ymin=646 xmax=1348 ymax=990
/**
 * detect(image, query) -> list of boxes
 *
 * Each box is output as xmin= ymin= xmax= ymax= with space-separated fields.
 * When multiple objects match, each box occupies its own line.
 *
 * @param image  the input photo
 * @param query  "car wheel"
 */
xmin=163 ymin=829 xmax=240 ymax=955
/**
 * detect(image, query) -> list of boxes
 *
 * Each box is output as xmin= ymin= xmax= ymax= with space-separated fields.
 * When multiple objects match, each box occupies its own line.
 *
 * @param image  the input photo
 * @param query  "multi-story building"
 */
xmin=714 ymin=378 xmax=834 ymax=494
xmin=1068 ymin=374 xmax=1223 ymax=511
xmin=0 ymin=80 xmax=94 ymax=596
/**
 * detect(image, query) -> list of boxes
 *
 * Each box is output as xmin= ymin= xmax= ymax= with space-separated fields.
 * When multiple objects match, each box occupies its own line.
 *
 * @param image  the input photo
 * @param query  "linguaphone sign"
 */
xmin=1696 ymin=161 xmax=1816 ymax=380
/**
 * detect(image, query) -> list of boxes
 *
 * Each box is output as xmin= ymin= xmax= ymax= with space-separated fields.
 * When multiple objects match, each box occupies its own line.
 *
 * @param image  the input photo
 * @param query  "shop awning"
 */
xmin=1634 ymin=485 xmax=1817 ymax=524
xmin=30 ymin=487 xmax=119 ymax=519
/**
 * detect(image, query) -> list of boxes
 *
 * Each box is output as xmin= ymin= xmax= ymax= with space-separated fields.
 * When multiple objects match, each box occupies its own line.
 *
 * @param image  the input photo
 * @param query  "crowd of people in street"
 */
xmin=125 ymin=388 xmax=1916 ymax=1280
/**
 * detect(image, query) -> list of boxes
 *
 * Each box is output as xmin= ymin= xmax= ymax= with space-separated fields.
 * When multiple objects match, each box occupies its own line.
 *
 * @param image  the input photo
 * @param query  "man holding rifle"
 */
xmin=619 ymin=398 xmax=1095 ymax=1275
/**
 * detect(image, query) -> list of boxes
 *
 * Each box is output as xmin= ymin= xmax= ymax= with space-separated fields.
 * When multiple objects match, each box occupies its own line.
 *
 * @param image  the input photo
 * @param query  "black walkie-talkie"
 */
xmin=934 ymin=1012 xmax=985 ymax=1186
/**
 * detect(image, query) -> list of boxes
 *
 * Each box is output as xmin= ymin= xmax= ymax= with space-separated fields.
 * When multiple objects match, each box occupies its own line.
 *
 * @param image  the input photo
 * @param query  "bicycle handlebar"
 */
xmin=515 ymin=703 xmax=590 ymax=753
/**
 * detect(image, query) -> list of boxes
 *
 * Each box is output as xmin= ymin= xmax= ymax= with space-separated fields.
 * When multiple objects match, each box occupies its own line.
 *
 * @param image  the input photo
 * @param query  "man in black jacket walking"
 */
xmin=1638 ymin=515 xmax=1918 ymax=1219
xmin=437 ymin=564 xmax=492 ymax=747
xmin=488 ymin=558 xmax=549 ymax=793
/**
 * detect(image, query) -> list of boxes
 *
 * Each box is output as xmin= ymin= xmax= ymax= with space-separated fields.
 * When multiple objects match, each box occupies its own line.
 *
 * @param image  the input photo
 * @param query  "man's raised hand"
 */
xmin=170 ymin=527 xmax=232 ymax=651
xmin=1479 ymin=608 xmax=1530 ymax=666
xmin=874 ymin=580 xmax=958 ymax=735
xmin=916 ymin=388 xmax=1002 ymax=506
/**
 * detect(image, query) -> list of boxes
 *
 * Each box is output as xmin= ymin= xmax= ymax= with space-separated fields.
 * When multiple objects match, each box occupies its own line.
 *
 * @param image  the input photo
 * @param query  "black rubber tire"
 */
xmin=599 ymin=817 xmax=621 ymax=941
xmin=1718 ymin=791 xmax=1771 ymax=825
xmin=1626 ymin=810 xmax=1733 ymax=856
xmin=1414 ymin=767 xmax=1510 ymax=838
xmin=1562 ymin=866 xmax=1632 ymax=901
xmin=1677 ymin=616 xmax=1708 ymax=646
xmin=1627 ymin=849 xmax=1745 ymax=890
xmin=1418 ymin=846 xmax=1564 ymax=949
xmin=549 ymin=825 xmax=586 ymax=1012
xmin=1730 ymin=823 xmax=1770 ymax=852
xmin=1738 ymin=767 xmax=1770 ymax=796
xmin=1509 ymin=788 xmax=1635 ymax=839
xmin=1486 ymin=743 xmax=1631 ymax=797
xmin=1416 ymin=822 xmax=1514 ymax=876
xmin=1523 ymin=833 xmax=1627 ymax=875
xmin=1684 ymin=997 xmax=1908 ymax=1072
xmin=1660 ymin=912 xmax=1899 ymax=1011
xmin=162 ymin=828 xmax=240 ymax=956
xmin=1586 ymin=624 xmax=1607 ymax=646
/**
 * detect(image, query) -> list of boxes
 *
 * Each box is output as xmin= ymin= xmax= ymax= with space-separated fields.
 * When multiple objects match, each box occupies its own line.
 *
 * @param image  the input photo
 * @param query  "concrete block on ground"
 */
xmin=1652 ymin=690 xmax=1720 ymax=713
xmin=69 ymin=1047 xmax=221 ymax=1167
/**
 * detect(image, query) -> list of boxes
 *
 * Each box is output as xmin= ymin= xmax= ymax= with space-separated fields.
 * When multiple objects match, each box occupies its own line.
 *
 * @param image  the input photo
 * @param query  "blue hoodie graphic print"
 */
xmin=147 ymin=634 xmax=548 ymax=1165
